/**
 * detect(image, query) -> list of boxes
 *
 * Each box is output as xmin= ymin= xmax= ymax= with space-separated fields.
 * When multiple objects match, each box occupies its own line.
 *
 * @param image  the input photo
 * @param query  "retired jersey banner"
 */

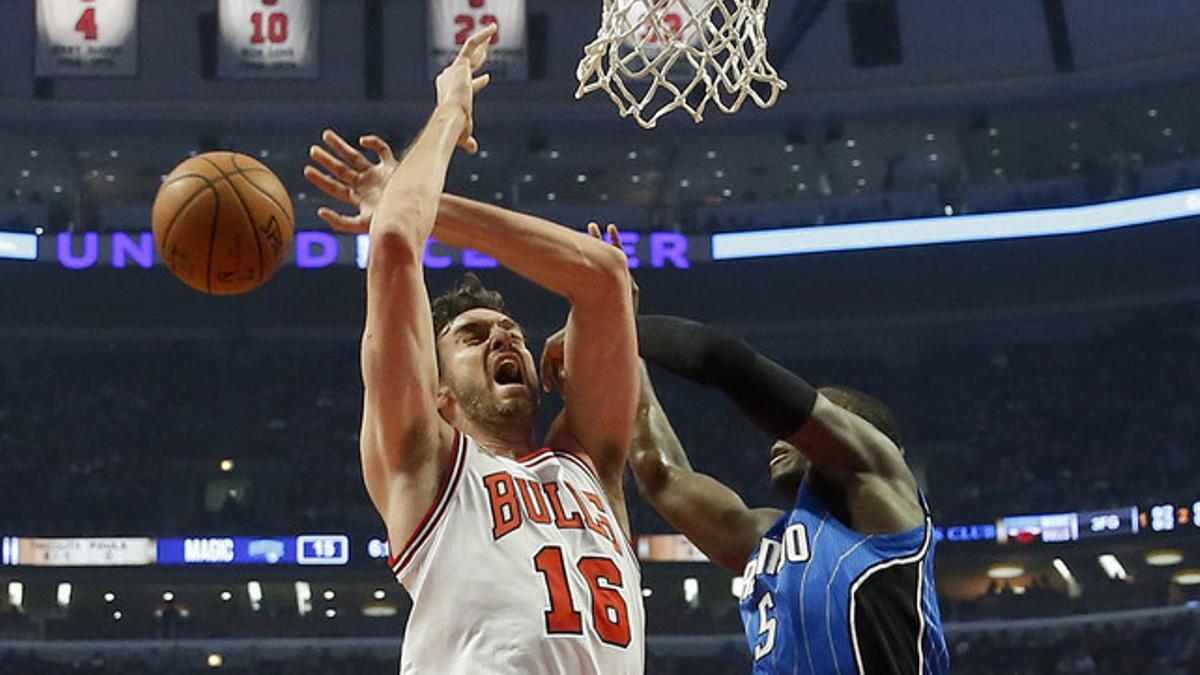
xmin=428 ymin=0 xmax=527 ymax=81
xmin=35 ymin=0 xmax=139 ymax=77
xmin=218 ymin=0 xmax=320 ymax=79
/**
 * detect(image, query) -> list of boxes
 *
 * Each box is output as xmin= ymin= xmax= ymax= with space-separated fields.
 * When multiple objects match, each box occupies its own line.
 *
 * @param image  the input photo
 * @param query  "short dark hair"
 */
xmin=818 ymin=386 xmax=904 ymax=449
xmin=431 ymin=273 xmax=509 ymax=338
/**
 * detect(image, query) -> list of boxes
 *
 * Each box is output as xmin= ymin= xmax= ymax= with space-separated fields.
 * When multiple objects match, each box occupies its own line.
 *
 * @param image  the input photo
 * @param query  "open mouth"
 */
xmin=768 ymin=445 xmax=789 ymax=468
xmin=491 ymin=354 xmax=524 ymax=386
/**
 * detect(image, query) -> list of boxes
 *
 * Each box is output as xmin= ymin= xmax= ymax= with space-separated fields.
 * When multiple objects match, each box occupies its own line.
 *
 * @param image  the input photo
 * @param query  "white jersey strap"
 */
xmin=389 ymin=430 xmax=469 ymax=577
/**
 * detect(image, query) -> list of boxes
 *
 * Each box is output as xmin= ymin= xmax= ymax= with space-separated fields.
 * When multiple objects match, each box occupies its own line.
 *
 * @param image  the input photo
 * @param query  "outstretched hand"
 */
xmin=301 ymin=25 xmax=495 ymax=234
xmin=303 ymin=130 xmax=398 ymax=234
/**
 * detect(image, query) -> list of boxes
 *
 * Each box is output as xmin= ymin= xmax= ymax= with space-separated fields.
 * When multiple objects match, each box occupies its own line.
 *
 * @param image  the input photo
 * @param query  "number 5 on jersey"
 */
xmin=533 ymin=546 xmax=631 ymax=647
xmin=754 ymin=592 xmax=777 ymax=660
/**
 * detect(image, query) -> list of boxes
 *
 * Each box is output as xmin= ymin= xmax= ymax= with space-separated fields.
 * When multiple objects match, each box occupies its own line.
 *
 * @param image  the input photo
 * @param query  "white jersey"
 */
xmin=390 ymin=430 xmax=645 ymax=674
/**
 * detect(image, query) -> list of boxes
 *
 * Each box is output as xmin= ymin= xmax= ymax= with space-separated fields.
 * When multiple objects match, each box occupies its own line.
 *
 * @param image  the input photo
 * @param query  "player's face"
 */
xmin=437 ymin=308 xmax=540 ymax=426
xmin=768 ymin=440 xmax=808 ymax=498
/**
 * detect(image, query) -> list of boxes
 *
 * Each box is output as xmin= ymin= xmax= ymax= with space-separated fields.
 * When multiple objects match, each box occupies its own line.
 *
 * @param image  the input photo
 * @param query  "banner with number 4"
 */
xmin=218 ymin=0 xmax=319 ymax=79
xmin=35 ymin=0 xmax=139 ymax=77
xmin=428 ymin=0 xmax=527 ymax=81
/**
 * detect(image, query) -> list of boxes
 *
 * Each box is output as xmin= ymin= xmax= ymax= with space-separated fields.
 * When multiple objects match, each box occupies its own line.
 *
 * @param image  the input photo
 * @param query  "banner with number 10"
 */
xmin=218 ymin=0 xmax=320 ymax=79
xmin=428 ymin=0 xmax=528 ymax=81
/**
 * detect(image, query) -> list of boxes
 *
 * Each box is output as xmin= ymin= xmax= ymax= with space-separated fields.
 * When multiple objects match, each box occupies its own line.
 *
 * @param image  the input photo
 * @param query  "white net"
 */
xmin=576 ymin=0 xmax=787 ymax=129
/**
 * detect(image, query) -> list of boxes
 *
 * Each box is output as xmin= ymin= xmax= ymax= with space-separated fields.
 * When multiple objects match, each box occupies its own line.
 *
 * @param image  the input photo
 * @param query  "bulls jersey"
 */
xmin=390 ymin=430 xmax=645 ymax=674
xmin=737 ymin=477 xmax=948 ymax=675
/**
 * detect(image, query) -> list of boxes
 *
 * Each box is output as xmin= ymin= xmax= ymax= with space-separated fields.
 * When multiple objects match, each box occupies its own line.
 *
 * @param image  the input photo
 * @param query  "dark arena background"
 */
xmin=3 ymin=1 xmax=1200 ymax=673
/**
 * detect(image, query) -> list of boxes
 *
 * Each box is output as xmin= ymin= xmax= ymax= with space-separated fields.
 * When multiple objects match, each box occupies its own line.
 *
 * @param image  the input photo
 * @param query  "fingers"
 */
xmin=587 ymin=221 xmax=603 ymax=239
xmin=320 ymin=209 xmax=369 ymax=235
xmin=321 ymin=129 xmax=372 ymax=172
xmin=358 ymin=135 xmax=396 ymax=165
xmin=303 ymin=165 xmax=353 ymax=203
xmin=606 ymin=224 xmax=622 ymax=249
xmin=317 ymin=208 xmax=369 ymax=234
xmin=472 ymin=73 xmax=491 ymax=94
xmin=309 ymin=145 xmax=361 ymax=186
xmin=457 ymin=24 xmax=498 ymax=66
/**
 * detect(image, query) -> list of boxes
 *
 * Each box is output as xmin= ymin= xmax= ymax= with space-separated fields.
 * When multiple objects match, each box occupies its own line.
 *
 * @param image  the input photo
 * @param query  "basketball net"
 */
xmin=576 ymin=0 xmax=787 ymax=129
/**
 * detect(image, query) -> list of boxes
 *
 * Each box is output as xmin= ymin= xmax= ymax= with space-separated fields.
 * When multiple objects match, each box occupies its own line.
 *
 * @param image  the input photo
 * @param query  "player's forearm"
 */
xmin=434 ymin=194 xmax=629 ymax=303
xmin=372 ymin=107 xmax=467 ymax=252
xmin=638 ymin=315 xmax=818 ymax=440
xmin=630 ymin=364 xmax=696 ymax=498
xmin=632 ymin=362 xmax=694 ymax=476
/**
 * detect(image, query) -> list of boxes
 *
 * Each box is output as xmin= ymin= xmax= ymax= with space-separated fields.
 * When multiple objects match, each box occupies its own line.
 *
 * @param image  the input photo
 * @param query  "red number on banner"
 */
xmin=532 ymin=546 xmax=632 ymax=646
xmin=251 ymin=12 xmax=289 ymax=44
xmin=533 ymin=546 xmax=584 ymax=635
xmin=268 ymin=13 xmax=288 ymax=42
xmin=75 ymin=7 xmax=98 ymax=41
xmin=454 ymin=15 xmax=501 ymax=45
xmin=646 ymin=13 xmax=683 ymax=43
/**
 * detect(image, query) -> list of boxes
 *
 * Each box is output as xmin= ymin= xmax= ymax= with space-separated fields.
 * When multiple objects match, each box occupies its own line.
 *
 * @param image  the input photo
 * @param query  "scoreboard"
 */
xmin=2 ymin=534 xmax=349 ymax=567
xmin=997 ymin=502 xmax=1200 ymax=545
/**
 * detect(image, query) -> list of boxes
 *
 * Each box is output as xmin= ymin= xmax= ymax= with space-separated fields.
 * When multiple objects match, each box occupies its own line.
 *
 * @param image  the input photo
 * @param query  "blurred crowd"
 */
xmin=949 ymin=611 xmax=1200 ymax=675
xmin=0 ymin=645 xmax=753 ymax=675
xmin=1 ymin=305 xmax=1198 ymax=538
xmin=3 ymin=610 xmax=1199 ymax=674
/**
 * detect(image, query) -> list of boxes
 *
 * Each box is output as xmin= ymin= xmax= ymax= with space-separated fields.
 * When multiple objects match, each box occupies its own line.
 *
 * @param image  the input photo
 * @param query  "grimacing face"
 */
xmin=435 ymin=308 xmax=540 ymax=428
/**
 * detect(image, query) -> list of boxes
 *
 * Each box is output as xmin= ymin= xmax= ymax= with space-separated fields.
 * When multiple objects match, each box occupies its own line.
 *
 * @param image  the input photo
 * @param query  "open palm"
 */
xmin=303 ymin=129 xmax=399 ymax=234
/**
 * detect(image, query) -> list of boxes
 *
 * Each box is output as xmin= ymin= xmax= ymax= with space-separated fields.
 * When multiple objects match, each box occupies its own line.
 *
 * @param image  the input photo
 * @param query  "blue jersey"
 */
xmin=737 ymin=477 xmax=949 ymax=674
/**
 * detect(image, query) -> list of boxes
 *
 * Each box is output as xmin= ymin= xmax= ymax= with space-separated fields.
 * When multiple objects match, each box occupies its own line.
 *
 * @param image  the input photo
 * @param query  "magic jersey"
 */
xmin=390 ymin=430 xmax=645 ymax=674
xmin=737 ymin=477 xmax=948 ymax=674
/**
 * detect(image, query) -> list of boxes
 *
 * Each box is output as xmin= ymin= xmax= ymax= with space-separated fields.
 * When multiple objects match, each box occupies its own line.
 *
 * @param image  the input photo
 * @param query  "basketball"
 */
xmin=152 ymin=151 xmax=294 ymax=295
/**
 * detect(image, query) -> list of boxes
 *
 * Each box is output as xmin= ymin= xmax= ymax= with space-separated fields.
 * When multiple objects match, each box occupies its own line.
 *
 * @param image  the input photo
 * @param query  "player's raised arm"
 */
xmin=303 ymin=26 xmax=494 ymax=547
xmin=637 ymin=316 xmax=922 ymax=518
xmin=433 ymin=198 xmax=638 ymax=491
xmin=630 ymin=361 xmax=782 ymax=573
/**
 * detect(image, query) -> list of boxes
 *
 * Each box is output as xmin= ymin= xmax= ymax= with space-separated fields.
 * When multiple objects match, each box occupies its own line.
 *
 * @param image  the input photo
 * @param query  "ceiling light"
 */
xmin=1052 ymin=558 xmax=1073 ymax=582
xmin=1146 ymin=550 xmax=1184 ymax=567
xmin=1098 ymin=554 xmax=1127 ymax=580
xmin=987 ymin=564 xmax=1023 ymax=579
xmin=1173 ymin=569 xmax=1200 ymax=585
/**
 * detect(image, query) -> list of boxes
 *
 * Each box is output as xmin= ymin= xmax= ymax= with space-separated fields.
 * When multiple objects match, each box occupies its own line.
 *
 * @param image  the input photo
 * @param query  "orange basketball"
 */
xmin=152 ymin=151 xmax=294 ymax=295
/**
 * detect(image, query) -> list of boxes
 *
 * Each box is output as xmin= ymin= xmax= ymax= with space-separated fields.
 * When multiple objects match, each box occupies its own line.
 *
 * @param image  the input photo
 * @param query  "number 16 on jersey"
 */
xmin=428 ymin=0 xmax=529 ymax=81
